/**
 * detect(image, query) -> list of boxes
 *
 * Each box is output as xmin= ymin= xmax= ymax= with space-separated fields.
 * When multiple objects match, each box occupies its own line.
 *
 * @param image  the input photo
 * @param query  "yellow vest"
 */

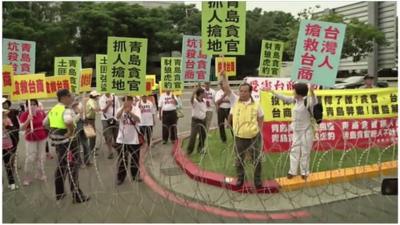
xmin=48 ymin=103 xmax=66 ymax=129
xmin=231 ymin=100 xmax=260 ymax=139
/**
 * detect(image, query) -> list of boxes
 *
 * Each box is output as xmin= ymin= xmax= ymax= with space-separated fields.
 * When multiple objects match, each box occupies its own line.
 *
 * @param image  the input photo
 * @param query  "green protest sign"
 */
xmin=201 ymin=1 xmax=246 ymax=55
xmin=96 ymin=54 xmax=107 ymax=93
xmin=54 ymin=57 xmax=81 ymax=93
xmin=161 ymin=57 xmax=183 ymax=91
xmin=291 ymin=20 xmax=346 ymax=87
xmin=107 ymin=36 xmax=147 ymax=95
xmin=258 ymin=40 xmax=284 ymax=76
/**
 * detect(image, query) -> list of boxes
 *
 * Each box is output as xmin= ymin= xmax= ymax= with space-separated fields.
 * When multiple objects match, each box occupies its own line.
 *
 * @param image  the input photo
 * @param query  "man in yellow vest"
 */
xmin=47 ymin=89 xmax=90 ymax=203
xmin=226 ymin=77 xmax=264 ymax=189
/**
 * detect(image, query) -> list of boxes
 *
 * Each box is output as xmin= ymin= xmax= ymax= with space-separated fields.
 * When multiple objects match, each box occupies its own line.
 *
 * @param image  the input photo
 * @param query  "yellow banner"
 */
xmin=11 ymin=74 xmax=47 ymax=100
xmin=80 ymin=68 xmax=93 ymax=93
xmin=215 ymin=57 xmax=236 ymax=77
xmin=45 ymin=75 xmax=71 ymax=98
xmin=260 ymin=88 xmax=398 ymax=122
xmin=3 ymin=65 xmax=13 ymax=94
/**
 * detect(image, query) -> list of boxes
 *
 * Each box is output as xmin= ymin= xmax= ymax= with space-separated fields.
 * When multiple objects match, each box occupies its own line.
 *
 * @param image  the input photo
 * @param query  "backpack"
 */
xmin=304 ymin=98 xmax=323 ymax=124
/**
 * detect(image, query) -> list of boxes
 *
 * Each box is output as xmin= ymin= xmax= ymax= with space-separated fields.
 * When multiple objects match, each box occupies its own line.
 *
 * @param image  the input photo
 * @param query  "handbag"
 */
xmin=176 ymin=108 xmax=184 ymax=118
xmin=83 ymin=123 xmax=96 ymax=138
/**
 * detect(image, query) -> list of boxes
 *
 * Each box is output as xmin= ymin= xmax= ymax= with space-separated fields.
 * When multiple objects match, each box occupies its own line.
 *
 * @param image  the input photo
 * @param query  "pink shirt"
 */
xmin=19 ymin=110 xmax=48 ymax=141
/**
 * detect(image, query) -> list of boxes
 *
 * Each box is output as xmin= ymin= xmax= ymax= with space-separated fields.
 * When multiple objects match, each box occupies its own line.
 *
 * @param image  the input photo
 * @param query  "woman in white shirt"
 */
xmin=264 ymin=83 xmax=317 ymax=180
xmin=115 ymin=96 xmax=142 ymax=185
xmin=138 ymin=95 xmax=156 ymax=147
xmin=187 ymin=88 xmax=207 ymax=155
xmin=158 ymin=91 xmax=178 ymax=144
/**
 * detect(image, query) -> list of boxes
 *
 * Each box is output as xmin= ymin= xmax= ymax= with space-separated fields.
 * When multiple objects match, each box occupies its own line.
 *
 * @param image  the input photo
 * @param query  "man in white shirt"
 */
xmin=203 ymin=82 xmax=216 ymax=131
xmin=158 ymin=90 xmax=178 ymax=144
xmin=99 ymin=93 xmax=121 ymax=159
xmin=115 ymin=96 xmax=142 ymax=185
xmin=187 ymin=88 xmax=207 ymax=155
xmin=138 ymin=95 xmax=156 ymax=147
xmin=214 ymin=81 xmax=234 ymax=143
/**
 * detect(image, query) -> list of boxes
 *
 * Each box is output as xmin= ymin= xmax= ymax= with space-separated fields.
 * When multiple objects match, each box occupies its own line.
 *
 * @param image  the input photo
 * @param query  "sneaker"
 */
xmin=9 ymin=184 xmax=18 ymax=190
xmin=23 ymin=180 xmax=31 ymax=186
xmin=162 ymin=141 xmax=167 ymax=145
xmin=287 ymin=173 xmax=294 ymax=179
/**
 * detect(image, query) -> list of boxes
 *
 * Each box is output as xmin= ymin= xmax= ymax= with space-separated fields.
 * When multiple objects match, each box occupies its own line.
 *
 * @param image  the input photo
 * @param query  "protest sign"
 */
xmin=96 ymin=54 xmax=108 ymax=93
xmin=201 ymin=1 xmax=246 ymax=55
xmin=161 ymin=57 xmax=183 ymax=91
xmin=3 ymin=38 xmax=36 ymax=74
xmin=291 ymin=20 xmax=346 ymax=87
xmin=54 ymin=57 xmax=82 ymax=93
xmin=181 ymin=35 xmax=211 ymax=81
xmin=11 ymin=74 xmax=47 ymax=100
xmin=107 ymin=37 xmax=147 ymax=95
xmin=258 ymin=40 xmax=284 ymax=76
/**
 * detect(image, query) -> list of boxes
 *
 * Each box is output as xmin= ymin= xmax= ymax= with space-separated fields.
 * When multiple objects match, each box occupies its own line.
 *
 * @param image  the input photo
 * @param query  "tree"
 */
xmin=286 ymin=6 xmax=388 ymax=62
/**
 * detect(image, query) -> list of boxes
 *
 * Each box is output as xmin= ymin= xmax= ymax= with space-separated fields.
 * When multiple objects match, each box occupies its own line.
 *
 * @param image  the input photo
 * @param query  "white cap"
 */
xmin=89 ymin=90 xmax=100 ymax=97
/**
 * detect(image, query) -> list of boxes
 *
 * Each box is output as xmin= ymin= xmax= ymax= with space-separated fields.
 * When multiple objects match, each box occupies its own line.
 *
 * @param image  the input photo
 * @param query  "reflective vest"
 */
xmin=48 ymin=103 xmax=66 ymax=129
xmin=231 ymin=100 xmax=260 ymax=139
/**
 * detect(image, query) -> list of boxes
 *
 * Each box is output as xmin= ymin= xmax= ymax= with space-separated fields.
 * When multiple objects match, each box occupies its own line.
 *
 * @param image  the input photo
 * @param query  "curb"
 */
xmin=173 ymin=135 xmax=397 ymax=193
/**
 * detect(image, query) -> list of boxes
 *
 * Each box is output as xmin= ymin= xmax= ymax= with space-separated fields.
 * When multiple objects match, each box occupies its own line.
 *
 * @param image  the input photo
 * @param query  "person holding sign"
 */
xmin=138 ymin=95 xmax=156 ymax=147
xmin=264 ymin=83 xmax=317 ymax=180
xmin=3 ymin=106 xmax=18 ymax=190
xmin=99 ymin=93 xmax=120 ymax=159
xmin=227 ymin=81 xmax=264 ymax=189
xmin=359 ymin=74 xmax=377 ymax=89
xmin=187 ymin=88 xmax=207 ymax=155
xmin=115 ymin=96 xmax=143 ymax=185
xmin=215 ymin=80 xmax=234 ymax=143
xmin=85 ymin=91 xmax=101 ymax=156
xmin=19 ymin=99 xmax=48 ymax=185
xmin=158 ymin=91 xmax=178 ymax=144
xmin=203 ymin=82 xmax=216 ymax=131
xmin=46 ymin=89 xmax=90 ymax=203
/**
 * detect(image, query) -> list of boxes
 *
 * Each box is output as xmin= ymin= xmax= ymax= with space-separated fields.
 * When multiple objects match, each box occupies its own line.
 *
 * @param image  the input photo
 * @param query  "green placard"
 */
xmin=201 ymin=1 xmax=246 ymax=55
xmin=54 ymin=57 xmax=82 ymax=93
xmin=161 ymin=57 xmax=183 ymax=91
xmin=96 ymin=54 xmax=107 ymax=93
xmin=106 ymin=36 xmax=147 ymax=95
xmin=259 ymin=40 xmax=284 ymax=76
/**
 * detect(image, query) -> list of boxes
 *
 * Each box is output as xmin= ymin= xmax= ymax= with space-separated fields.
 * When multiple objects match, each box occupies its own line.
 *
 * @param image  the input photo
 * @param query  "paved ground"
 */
xmin=3 ymin=88 xmax=398 ymax=222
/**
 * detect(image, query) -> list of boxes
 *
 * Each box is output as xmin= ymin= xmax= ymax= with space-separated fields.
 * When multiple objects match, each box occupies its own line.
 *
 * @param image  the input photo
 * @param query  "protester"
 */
xmin=226 ymin=80 xmax=264 ymax=189
xmin=138 ymin=95 xmax=156 ymax=147
xmin=2 ymin=98 xmax=21 ymax=159
xmin=158 ymin=90 xmax=178 ymax=144
xmin=203 ymin=81 xmax=216 ymax=131
xmin=45 ymin=89 xmax=90 ymax=203
xmin=99 ymin=93 xmax=120 ymax=159
xmin=115 ymin=96 xmax=143 ymax=185
xmin=359 ymin=74 xmax=377 ymax=89
xmin=3 ymin=105 xmax=18 ymax=190
xmin=264 ymin=83 xmax=317 ymax=180
xmin=19 ymin=99 xmax=48 ymax=185
xmin=85 ymin=90 xmax=101 ymax=155
xmin=187 ymin=88 xmax=207 ymax=155
xmin=215 ymin=80 xmax=234 ymax=143
xmin=71 ymin=99 xmax=92 ymax=167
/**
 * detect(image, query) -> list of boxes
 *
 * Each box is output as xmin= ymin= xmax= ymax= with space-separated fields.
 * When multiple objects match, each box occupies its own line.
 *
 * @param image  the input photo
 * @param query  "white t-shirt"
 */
xmin=215 ymin=89 xmax=232 ymax=109
xmin=99 ymin=94 xmax=121 ymax=120
xmin=204 ymin=88 xmax=216 ymax=112
xmin=116 ymin=106 xmax=142 ymax=145
xmin=192 ymin=98 xmax=207 ymax=120
xmin=158 ymin=93 xmax=177 ymax=111
xmin=138 ymin=100 xmax=156 ymax=126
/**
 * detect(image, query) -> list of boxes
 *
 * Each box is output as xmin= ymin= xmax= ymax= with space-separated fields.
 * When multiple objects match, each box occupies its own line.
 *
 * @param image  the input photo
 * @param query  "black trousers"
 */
xmin=162 ymin=110 xmax=177 ymax=142
xmin=54 ymin=139 xmax=84 ymax=198
xmin=234 ymin=135 xmax=262 ymax=182
xmin=187 ymin=118 xmax=206 ymax=154
xmin=77 ymin=119 xmax=91 ymax=165
xmin=217 ymin=108 xmax=232 ymax=142
xmin=116 ymin=144 xmax=142 ymax=182
xmin=3 ymin=148 xmax=16 ymax=185
xmin=140 ymin=126 xmax=153 ymax=146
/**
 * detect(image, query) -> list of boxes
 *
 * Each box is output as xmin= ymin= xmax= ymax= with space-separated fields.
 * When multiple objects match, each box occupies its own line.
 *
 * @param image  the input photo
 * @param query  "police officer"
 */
xmin=46 ymin=89 xmax=90 ymax=203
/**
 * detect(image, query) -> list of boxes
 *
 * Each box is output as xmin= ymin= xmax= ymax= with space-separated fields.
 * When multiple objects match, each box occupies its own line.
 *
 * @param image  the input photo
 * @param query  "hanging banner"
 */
xmin=2 ymin=38 xmax=36 ymax=74
xmin=291 ymin=20 xmax=346 ymax=87
xmin=181 ymin=35 xmax=212 ymax=81
xmin=161 ymin=57 xmax=183 ymax=91
xmin=258 ymin=40 xmax=284 ymax=76
xmin=3 ymin=65 xmax=13 ymax=94
xmin=107 ymin=36 xmax=147 ymax=95
xmin=260 ymin=88 xmax=398 ymax=152
xmin=201 ymin=1 xmax=246 ymax=55
xmin=244 ymin=77 xmax=293 ymax=101
xmin=11 ymin=74 xmax=47 ymax=100
xmin=45 ymin=75 xmax=71 ymax=98
xmin=215 ymin=57 xmax=236 ymax=77
xmin=54 ymin=57 xmax=82 ymax=93
xmin=80 ymin=68 xmax=93 ymax=93
xmin=96 ymin=54 xmax=108 ymax=93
